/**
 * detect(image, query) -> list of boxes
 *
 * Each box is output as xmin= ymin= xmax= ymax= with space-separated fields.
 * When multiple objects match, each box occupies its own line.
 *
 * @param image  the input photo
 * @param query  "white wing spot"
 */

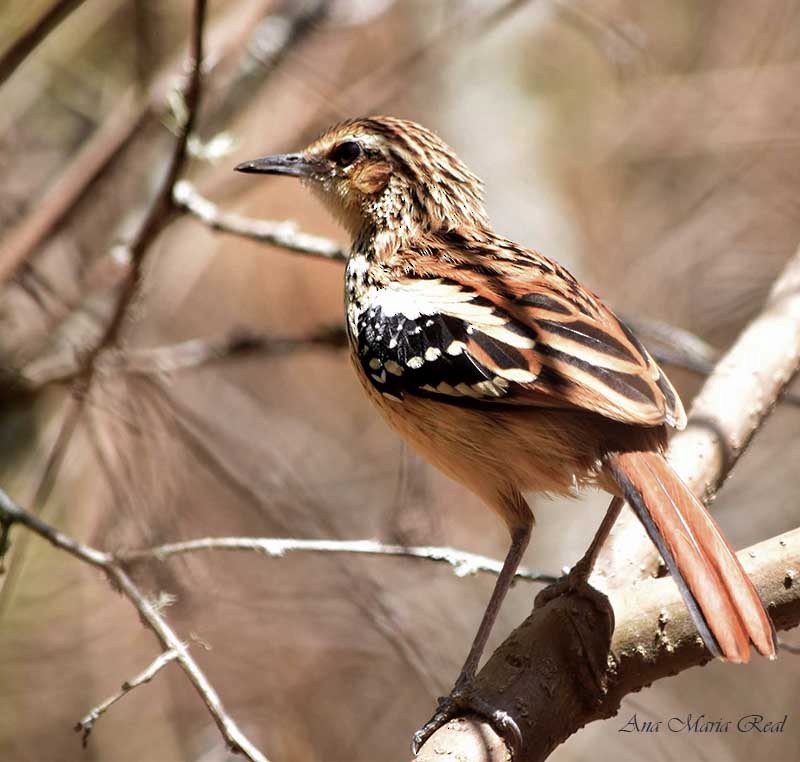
xmin=371 ymin=370 xmax=387 ymax=384
xmin=425 ymin=347 xmax=441 ymax=362
xmin=446 ymin=341 xmax=466 ymax=356
xmin=407 ymin=356 xmax=424 ymax=369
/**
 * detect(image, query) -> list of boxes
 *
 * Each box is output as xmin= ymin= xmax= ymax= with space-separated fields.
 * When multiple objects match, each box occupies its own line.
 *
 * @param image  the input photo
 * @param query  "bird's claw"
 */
xmin=535 ymin=562 xmax=592 ymax=608
xmin=412 ymin=683 xmax=522 ymax=758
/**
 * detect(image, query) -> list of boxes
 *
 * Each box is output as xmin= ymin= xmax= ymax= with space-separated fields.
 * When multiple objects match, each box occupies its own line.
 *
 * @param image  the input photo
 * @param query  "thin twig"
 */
xmin=75 ymin=647 xmax=182 ymax=747
xmin=15 ymin=0 xmax=208 ymax=521
xmin=173 ymin=180 xmax=346 ymax=260
xmin=118 ymin=537 xmax=557 ymax=584
xmin=0 ymin=396 xmax=84 ymax=606
xmin=0 ymin=486 xmax=269 ymax=762
xmin=87 ymin=1 xmax=206 ymax=360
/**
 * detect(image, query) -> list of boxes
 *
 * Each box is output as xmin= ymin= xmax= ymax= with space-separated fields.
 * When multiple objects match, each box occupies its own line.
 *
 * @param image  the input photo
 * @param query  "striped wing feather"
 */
xmin=361 ymin=233 xmax=686 ymax=429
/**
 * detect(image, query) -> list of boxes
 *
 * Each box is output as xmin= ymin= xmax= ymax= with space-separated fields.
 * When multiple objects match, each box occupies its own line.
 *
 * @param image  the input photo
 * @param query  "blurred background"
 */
xmin=1 ymin=0 xmax=799 ymax=760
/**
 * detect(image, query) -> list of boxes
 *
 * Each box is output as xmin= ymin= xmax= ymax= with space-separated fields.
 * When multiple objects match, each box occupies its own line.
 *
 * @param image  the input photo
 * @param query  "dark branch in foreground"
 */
xmin=86 ymin=2 xmax=206 ymax=360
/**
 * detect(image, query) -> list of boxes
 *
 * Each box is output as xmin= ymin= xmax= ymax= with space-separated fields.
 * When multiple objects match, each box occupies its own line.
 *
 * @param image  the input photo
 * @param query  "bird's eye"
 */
xmin=330 ymin=140 xmax=362 ymax=167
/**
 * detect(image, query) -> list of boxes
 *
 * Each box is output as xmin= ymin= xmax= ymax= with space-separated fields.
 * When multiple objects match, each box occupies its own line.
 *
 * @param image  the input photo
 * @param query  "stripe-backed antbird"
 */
xmin=235 ymin=116 xmax=777 ymax=752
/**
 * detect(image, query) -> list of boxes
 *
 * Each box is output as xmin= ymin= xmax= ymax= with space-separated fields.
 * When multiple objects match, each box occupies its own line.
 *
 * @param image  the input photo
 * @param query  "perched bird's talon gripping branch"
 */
xmin=235 ymin=116 xmax=777 ymax=750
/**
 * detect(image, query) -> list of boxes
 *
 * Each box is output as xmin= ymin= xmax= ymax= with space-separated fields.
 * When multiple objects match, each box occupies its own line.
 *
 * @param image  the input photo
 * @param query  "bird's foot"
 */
xmin=411 ymin=678 xmax=521 ymax=757
xmin=535 ymin=560 xmax=593 ymax=608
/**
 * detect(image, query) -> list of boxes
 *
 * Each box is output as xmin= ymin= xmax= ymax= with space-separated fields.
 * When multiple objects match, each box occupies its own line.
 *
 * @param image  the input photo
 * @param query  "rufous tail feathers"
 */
xmin=604 ymin=450 xmax=777 ymax=662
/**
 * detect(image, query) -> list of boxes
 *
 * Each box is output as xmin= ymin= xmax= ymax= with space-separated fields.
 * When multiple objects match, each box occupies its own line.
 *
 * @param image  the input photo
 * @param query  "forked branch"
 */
xmin=0 ymin=487 xmax=269 ymax=762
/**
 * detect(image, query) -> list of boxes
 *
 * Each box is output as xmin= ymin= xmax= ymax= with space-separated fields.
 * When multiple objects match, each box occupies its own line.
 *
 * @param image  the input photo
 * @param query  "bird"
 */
xmin=235 ymin=116 xmax=777 ymax=750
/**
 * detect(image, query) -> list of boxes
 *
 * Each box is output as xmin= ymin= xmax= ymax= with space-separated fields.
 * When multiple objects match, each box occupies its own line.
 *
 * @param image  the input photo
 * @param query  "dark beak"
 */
xmin=234 ymin=153 xmax=317 ymax=178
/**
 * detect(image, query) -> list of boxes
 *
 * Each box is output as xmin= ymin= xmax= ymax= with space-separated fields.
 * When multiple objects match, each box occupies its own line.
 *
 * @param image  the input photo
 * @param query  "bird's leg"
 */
xmin=454 ymin=524 xmax=532 ymax=686
xmin=412 ymin=523 xmax=531 ymax=755
xmin=538 ymin=495 xmax=624 ymax=604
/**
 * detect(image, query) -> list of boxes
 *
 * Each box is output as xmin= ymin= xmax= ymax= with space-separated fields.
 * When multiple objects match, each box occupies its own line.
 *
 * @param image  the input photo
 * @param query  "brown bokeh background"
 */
xmin=1 ymin=1 xmax=799 ymax=760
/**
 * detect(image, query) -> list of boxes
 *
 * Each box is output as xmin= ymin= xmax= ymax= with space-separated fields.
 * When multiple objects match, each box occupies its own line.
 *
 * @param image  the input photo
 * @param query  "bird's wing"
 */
xmin=352 ymin=233 xmax=685 ymax=429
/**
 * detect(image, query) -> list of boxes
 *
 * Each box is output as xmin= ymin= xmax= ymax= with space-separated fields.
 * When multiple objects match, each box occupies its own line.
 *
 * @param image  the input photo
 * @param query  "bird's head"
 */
xmin=235 ymin=116 xmax=488 ymax=240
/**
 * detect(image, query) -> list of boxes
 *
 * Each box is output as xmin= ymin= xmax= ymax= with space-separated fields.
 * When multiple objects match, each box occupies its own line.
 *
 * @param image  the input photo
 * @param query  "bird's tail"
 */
xmin=603 ymin=450 xmax=777 ymax=662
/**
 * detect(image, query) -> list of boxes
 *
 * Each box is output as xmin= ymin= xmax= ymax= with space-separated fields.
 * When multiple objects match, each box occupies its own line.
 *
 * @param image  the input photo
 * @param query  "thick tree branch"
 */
xmin=415 ymin=529 xmax=800 ymax=762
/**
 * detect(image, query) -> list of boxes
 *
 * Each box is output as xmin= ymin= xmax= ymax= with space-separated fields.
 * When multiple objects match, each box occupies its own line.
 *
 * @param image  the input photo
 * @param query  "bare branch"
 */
xmin=88 ymin=1 xmax=206 ymax=358
xmin=0 ymin=88 xmax=147 ymax=286
xmin=173 ymin=180 xmax=346 ymax=261
xmin=0 ymin=486 xmax=269 ymax=762
xmin=75 ymin=647 xmax=182 ymax=747
xmin=118 ymin=536 xmax=557 ymax=584
xmin=0 ymin=0 xmax=282 ymax=286
xmin=0 ymin=0 xmax=88 ymax=87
